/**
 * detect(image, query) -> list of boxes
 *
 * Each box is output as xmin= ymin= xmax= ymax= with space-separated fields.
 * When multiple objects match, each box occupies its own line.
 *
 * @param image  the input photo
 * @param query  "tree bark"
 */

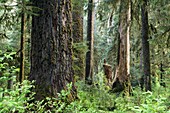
xmin=113 ymin=0 xmax=131 ymax=95
xmin=19 ymin=0 xmax=25 ymax=83
xmin=30 ymin=0 xmax=76 ymax=100
xmin=141 ymin=0 xmax=151 ymax=91
xmin=85 ymin=0 xmax=94 ymax=84
xmin=72 ymin=0 xmax=85 ymax=80
xmin=103 ymin=59 xmax=113 ymax=85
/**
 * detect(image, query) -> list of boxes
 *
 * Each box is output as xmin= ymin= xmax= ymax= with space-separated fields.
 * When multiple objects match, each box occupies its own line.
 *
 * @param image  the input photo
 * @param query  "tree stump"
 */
xmin=103 ymin=59 xmax=113 ymax=85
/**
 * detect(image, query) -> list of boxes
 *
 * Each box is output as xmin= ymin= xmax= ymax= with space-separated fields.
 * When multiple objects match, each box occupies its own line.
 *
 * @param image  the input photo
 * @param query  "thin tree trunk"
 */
xmin=30 ymin=0 xmax=76 ymax=100
xmin=19 ymin=0 xmax=25 ymax=83
xmin=85 ymin=0 xmax=94 ymax=84
xmin=160 ymin=62 xmax=165 ymax=87
xmin=117 ymin=33 xmax=120 ymax=65
xmin=139 ymin=49 xmax=144 ymax=88
xmin=141 ymin=0 xmax=151 ymax=91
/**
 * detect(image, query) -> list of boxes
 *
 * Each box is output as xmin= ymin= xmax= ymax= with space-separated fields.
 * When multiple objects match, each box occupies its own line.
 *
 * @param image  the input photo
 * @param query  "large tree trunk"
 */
xmin=113 ymin=0 xmax=131 ymax=95
xmin=85 ymin=0 xmax=94 ymax=84
xmin=72 ymin=0 xmax=85 ymax=80
xmin=141 ymin=0 xmax=151 ymax=91
xmin=30 ymin=0 xmax=76 ymax=100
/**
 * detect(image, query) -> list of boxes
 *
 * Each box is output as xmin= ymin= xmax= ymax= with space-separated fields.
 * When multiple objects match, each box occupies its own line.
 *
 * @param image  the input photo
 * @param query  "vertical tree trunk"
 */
xmin=160 ymin=62 xmax=165 ymax=87
xmin=113 ymin=0 xmax=131 ymax=95
xmin=117 ymin=31 xmax=120 ymax=65
xmin=19 ymin=0 xmax=25 ymax=83
xmin=85 ymin=0 xmax=94 ymax=84
xmin=139 ymin=49 xmax=144 ymax=88
xmin=141 ymin=0 xmax=151 ymax=91
xmin=72 ymin=0 xmax=85 ymax=80
xmin=30 ymin=0 xmax=76 ymax=100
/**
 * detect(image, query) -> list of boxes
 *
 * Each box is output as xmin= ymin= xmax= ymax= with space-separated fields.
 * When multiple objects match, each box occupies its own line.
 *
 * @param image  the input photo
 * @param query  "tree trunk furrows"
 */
xmin=118 ymin=0 xmax=131 ymax=82
xmin=113 ymin=0 xmax=131 ymax=95
xmin=30 ymin=0 xmax=76 ymax=100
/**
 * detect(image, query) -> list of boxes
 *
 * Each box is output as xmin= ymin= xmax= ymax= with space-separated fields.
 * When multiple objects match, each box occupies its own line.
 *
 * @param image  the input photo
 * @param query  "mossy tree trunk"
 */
xmin=30 ymin=0 xmax=76 ymax=100
xmin=141 ymin=0 xmax=151 ymax=91
xmin=85 ymin=0 xmax=94 ymax=85
xmin=113 ymin=0 xmax=131 ymax=95
xmin=72 ymin=0 xmax=85 ymax=80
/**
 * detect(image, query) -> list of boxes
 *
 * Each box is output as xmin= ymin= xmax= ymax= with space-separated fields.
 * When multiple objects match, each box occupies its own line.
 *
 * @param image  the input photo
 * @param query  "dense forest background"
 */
xmin=0 ymin=0 xmax=170 ymax=112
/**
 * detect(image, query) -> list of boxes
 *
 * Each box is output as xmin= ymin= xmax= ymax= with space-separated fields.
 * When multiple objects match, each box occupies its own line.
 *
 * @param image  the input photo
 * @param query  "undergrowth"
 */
xmin=0 ymin=74 xmax=169 ymax=113
xmin=0 ymin=51 xmax=170 ymax=112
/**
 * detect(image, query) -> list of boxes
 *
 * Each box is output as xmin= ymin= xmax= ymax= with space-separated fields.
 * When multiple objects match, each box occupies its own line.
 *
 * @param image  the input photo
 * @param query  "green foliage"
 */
xmin=0 ymin=68 xmax=170 ymax=112
xmin=0 ymin=50 xmax=19 ymax=88
xmin=130 ymin=91 xmax=168 ymax=113
xmin=149 ymin=0 xmax=170 ymax=71
xmin=113 ymin=86 xmax=169 ymax=113
xmin=114 ymin=77 xmax=170 ymax=112
xmin=0 ymin=80 xmax=34 ymax=113
xmin=26 ymin=83 xmax=75 ymax=113
xmin=73 ymin=80 xmax=115 ymax=112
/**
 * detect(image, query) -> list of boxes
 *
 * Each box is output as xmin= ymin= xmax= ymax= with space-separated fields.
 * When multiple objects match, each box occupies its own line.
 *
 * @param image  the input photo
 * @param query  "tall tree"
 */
xmin=113 ymin=0 xmax=131 ymax=95
xmin=30 ymin=0 xmax=76 ymax=100
xmin=72 ymin=0 xmax=85 ymax=80
xmin=19 ymin=0 xmax=26 ymax=83
xmin=141 ymin=0 xmax=151 ymax=91
xmin=85 ymin=0 xmax=94 ymax=84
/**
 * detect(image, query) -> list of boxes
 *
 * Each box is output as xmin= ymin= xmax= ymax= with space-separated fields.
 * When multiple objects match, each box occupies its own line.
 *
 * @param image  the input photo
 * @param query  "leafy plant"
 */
xmin=0 ymin=80 xmax=34 ymax=113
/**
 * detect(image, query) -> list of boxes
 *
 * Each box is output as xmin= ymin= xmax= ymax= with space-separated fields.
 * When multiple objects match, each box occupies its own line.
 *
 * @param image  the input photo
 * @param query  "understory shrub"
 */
xmin=0 ymin=53 xmax=170 ymax=113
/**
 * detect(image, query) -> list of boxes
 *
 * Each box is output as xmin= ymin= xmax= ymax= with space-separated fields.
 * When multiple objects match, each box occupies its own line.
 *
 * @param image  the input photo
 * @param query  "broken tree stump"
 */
xmin=103 ymin=59 xmax=113 ymax=85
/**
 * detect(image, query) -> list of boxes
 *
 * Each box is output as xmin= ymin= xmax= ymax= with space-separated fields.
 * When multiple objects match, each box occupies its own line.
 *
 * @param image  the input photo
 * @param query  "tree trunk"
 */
xmin=113 ymin=0 xmax=131 ymax=95
xmin=85 ymin=0 xmax=94 ymax=84
xmin=103 ymin=59 xmax=113 ymax=85
xmin=19 ymin=0 xmax=25 ymax=83
xmin=30 ymin=0 xmax=76 ymax=100
xmin=141 ymin=0 xmax=151 ymax=91
xmin=160 ymin=62 xmax=165 ymax=87
xmin=72 ymin=0 xmax=85 ymax=80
